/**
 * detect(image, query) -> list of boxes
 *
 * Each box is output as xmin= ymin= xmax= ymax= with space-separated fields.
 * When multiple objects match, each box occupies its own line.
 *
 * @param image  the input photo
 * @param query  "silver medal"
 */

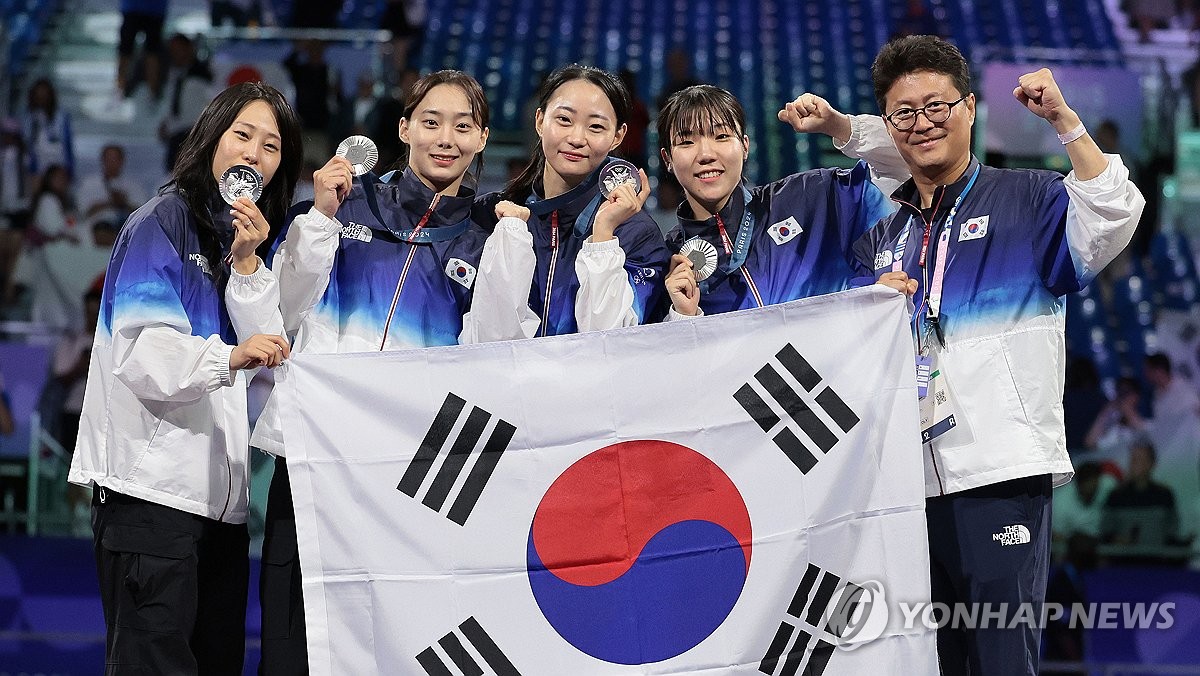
xmin=219 ymin=164 xmax=264 ymax=205
xmin=598 ymin=159 xmax=641 ymax=199
xmin=336 ymin=135 xmax=379 ymax=176
xmin=678 ymin=237 xmax=719 ymax=281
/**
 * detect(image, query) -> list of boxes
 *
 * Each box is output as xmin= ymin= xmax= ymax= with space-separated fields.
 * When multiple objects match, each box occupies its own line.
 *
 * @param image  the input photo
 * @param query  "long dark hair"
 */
xmin=167 ymin=81 xmax=303 ymax=271
xmin=503 ymin=64 xmax=631 ymax=202
xmin=391 ymin=70 xmax=491 ymax=186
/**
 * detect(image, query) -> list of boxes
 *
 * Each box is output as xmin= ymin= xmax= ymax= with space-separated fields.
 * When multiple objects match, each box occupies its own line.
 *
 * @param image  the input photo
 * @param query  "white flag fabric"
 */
xmin=277 ymin=286 xmax=937 ymax=675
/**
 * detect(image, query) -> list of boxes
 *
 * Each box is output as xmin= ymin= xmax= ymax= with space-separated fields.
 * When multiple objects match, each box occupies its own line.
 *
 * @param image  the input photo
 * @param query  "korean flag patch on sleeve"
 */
xmin=767 ymin=216 xmax=803 ymax=245
xmin=959 ymin=215 xmax=989 ymax=242
xmin=445 ymin=258 xmax=477 ymax=289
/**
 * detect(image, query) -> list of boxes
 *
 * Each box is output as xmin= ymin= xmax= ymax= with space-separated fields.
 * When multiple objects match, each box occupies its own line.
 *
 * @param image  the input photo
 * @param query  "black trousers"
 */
xmin=259 ymin=456 xmax=309 ymax=675
xmin=92 ymin=486 xmax=249 ymax=675
xmin=926 ymin=474 xmax=1053 ymax=676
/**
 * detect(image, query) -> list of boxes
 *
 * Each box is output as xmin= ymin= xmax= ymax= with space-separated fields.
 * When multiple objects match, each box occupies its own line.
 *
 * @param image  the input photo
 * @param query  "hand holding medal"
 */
xmin=593 ymin=159 xmax=649 ymax=242
xmin=219 ymin=164 xmax=264 ymax=205
xmin=336 ymin=135 xmax=379 ymax=177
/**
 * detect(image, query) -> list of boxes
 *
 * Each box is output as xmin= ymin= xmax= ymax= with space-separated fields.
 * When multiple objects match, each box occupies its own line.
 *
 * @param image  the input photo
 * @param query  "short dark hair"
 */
xmin=871 ymin=35 xmax=971 ymax=114
xmin=656 ymin=84 xmax=746 ymax=153
xmin=1144 ymin=353 xmax=1171 ymax=375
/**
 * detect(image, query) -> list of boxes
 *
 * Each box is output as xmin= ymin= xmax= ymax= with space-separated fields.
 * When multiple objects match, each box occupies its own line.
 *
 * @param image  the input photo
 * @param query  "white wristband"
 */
xmin=1057 ymin=123 xmax=1086 ymax=145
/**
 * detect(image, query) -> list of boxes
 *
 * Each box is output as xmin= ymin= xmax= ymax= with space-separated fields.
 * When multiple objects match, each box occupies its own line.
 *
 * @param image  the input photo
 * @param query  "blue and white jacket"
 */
xmin=476 ymin=157 xmax=672 ymax=336
xmin=844 ymin=117 xmax=1144 ymax=496
xmin=663 ymin=161 xmax=891 ymax=316
xmin=68 ymin=190 xmax=278 ymax=523
xmin=248 ymin=168 xmax=531 ymax=454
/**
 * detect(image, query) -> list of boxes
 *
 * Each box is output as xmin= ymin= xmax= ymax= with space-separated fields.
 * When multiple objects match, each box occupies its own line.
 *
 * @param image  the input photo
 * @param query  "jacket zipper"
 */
xmin=380 ymin=195 xmax=439 ymax=350
xmin=540 ymin=210 xmax=559 ymax=337
xmin=892 ymin=193 xmax=949 ymax=496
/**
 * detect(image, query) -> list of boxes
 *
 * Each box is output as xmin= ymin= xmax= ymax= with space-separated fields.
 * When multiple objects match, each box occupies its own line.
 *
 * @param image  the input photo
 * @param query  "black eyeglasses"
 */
xmin=885 ymin=95 xmax=970 ymax=131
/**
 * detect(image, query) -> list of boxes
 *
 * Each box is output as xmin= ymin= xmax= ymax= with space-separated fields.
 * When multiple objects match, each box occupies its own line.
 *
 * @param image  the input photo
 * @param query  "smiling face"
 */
xmin=664 ymin=121 xmax=748 ymax=220
xmin=210 ymin=99 xmax=282 ymax=188
xmin=399 ymin=82 xmax=489 ymax=195
xmin=883 ymin=70 xmax=974 ymax=193
xmin=536 ymin=78 xmax=627 ymax=197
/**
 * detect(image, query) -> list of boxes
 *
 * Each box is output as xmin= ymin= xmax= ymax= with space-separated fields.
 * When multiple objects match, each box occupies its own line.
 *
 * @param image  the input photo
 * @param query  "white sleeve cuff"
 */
xmin=229 ymin=257 xmax=271 ymax=288
xmin=1065 ymin=153 xmax=1124 ymax=192
xmin=667 ymin=306 xmax=704 ymax=321
xmin=306 ymin=206 xmax=343 ymax=233
xmin=582 ymin=235 xmax=622 ymax=252
xmin=215 ymin=344 xmax=235 ymax=387
xmin=495 ymin=216 xmax=531 ymax=234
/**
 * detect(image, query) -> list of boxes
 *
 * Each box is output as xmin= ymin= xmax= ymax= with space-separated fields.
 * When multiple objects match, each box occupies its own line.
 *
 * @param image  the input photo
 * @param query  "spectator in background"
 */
xmin=616 ymin=69 xmax=649 ymax=168
xmin=159 ymin=33 xmax=214 ymax=172
xmin=116 ymin=0 xmax=166 ymax=99
xmin=283 ymin=39 xmax=339 ymax=166
xmin=1085 ymin=376 xmax=1145 ymax=466
xmin=654 ymin=50 xmax=700 ymax=213
xmin=12 ymin=218 xmax=115 ymax=332
xmin=373 ymin=68 xmax=420 ymax=170
xmin=381 ymin=0 xmax=423 ymax=76
xmin=1 ymin=118 xmax=29 ymax=227
xmin=0 ymin=370 xmax=14 ymax=436
xmin=77 ymin=144 xmax=147 ymax=227
xmin=50 ymin=282 xmax=104 ymax=534
xmin=1052 ymin=462 xmax=1116 ymax=541
xmin=5 ymin=164 xmax=78 ymax=315
xmin=210 ymin=0 xmax=264 ymax=27
xmin=22 ymin=78 xmax=74 ymax=180
xmin=1043 ymin=533 xmax=1098 ymax=668
xmin=1063 ymin=357 xmax=1108 ymax=456
xmin=1102 ymin=441 xmax=1182 ymax=561
xmin=1127 ymin=0 xmax=1177 ymax=42
xmin=0 ymin=119 xmax=27 ymax=304
xmin=26 ymin=164 xmax=78 ymax=247
xmin=1133 ymin=353 xmax=1200 ymax=554
xmin=287 ymin=0 xmax=342 ymax=28
xmin=894 ymin=0 xmax=942 ymax=38
xmin=330 ymin=73 xmax=382 ymax=147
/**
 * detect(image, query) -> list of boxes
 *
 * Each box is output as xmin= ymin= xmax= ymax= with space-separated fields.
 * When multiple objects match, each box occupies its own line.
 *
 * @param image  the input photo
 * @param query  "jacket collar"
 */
xmin=526 ymin=157 xmax=618 ymax=219
xmin=371 ymin=167 xmax=474 ymax=230
xmin=672 ymin=180 xmax=750 ymax=242
xmin=890 ymin=156 xmax=981 ymax=218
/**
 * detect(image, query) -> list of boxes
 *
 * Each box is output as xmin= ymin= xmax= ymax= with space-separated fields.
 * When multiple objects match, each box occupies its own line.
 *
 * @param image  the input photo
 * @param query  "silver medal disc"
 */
xmin=336 ymin=135 xmax=379 ymax=176
xmin=219 ymin=164 xmax=264 ymax=205
xmin=598 ymin=159 xmax=642 ymax=199
xmin=678 ymin=237 xmax=719 ymax=281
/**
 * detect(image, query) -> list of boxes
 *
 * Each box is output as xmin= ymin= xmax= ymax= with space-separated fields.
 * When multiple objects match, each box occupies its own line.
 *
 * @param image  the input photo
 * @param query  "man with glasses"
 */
xmin=828 ymin=36 xmax=1144 ymax=675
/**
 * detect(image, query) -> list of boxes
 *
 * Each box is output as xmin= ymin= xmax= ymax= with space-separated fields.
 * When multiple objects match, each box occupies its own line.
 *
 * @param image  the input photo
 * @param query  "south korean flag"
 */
xmin=445 ymin=258 xmax=477 ymax=289
xmin=277 ymin=286 xmax=935 ymax=675
xmin=768 ymin=217 xmax=803 ymax=245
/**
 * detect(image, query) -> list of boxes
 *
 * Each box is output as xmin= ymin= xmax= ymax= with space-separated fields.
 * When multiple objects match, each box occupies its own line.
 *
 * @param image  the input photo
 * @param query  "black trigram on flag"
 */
xmin=759 ymin=563 xmax=868 ymax=676
xmin=735 ymin=343 xmax=860 ymax=474
xmin=396 ymin=393 xmax=516 ymax=526
xmin=415 ymin=616 xmax=522 ymax=676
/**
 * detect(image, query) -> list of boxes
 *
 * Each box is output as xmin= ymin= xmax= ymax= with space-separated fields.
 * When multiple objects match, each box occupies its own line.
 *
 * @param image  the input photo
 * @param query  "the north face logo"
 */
xmin=993 ymin=524 xmax=1030 ymax=546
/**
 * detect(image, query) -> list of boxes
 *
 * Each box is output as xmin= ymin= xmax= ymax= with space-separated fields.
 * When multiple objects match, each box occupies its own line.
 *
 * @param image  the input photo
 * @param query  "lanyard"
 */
xmin=721 ymin=185 xmax=755 ymax=273
xmin=924 ymin=165 xmax=979 ymax=323
xmin=699 ymin=185 xmax=755 ymax=294
xmin=887 ymin=165 xmax=980 ymax=349
xmin=361 ymin=172 xmax=471 ymax=243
